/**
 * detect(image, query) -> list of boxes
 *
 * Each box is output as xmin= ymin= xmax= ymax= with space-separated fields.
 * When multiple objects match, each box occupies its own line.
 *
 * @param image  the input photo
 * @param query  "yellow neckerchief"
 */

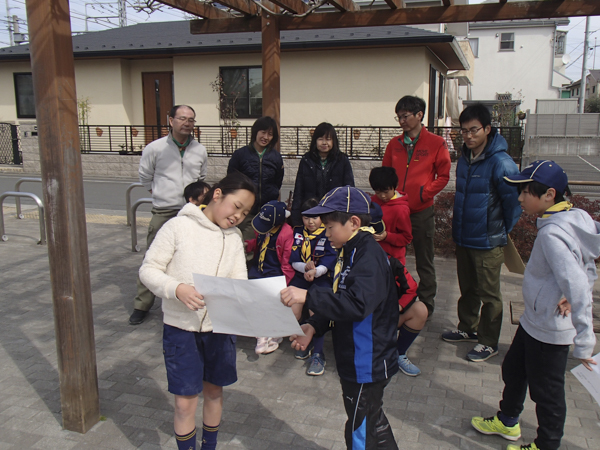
xmin=333 ymin=227 xmax=374 ymax=293
xmin=391 ymin=192 xmax=399 ymax=200
xmin=541 ymin=201 xmax=572 ymax=219
xmin=301 ymin=225 xmax=326 ymax=263
xmin=199 ymin=204 xmax=207 ymax=211
xmin=258 ymin=224 xmax=283 ymax=272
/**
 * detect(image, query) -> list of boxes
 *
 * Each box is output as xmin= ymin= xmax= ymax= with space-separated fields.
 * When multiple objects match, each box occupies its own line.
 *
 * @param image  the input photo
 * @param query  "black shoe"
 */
xmin=129 ymin=309 xmax=148 ymax=325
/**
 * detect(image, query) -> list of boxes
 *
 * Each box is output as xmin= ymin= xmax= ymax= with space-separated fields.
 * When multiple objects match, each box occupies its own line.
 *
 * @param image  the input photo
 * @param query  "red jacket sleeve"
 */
xmin=384 ymin=206 xmax=412 ymax=248
xmin=245 ymin=234 xmax=258 ymax=254
xmin=276 ymin=224 xmax=295 ymax=285
xmin=382 ymin=140 xmax=394 ymax=167
xmin=423 ymin=139 xmax=451 ymax=202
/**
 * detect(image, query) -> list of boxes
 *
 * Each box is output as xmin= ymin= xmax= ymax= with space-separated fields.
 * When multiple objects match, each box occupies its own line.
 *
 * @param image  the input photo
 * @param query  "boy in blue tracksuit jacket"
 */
xmin=281 ymin=186 xmax=399 ymax=450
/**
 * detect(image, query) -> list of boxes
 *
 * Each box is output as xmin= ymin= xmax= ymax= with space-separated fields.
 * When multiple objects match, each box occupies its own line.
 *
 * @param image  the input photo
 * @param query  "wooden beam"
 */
xmin=189 ymin=0 xmax=600 ymax=33
xmin=214 ymin=0 xmax=258 ymax=15
xmin=269 ymin=0 xmax=309 ymax=14
xmin=383 ymin=0 xmax=403 ymax=10
xmin=262 ymin=4 xmax=281 ymax=131
xmin=442 ymin=0 xmax=453 ymax=6
xmin=24 ymin=0 xmax=99 ymax=434
xmin=326 ymin=0 xmax=357 ymax=12
xmin=158 ymin=0 xmax=234 ymax=19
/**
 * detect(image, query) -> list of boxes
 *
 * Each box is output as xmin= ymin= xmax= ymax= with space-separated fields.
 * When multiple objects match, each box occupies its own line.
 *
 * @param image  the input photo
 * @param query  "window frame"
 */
xmin=468 ymin=37 xmax=479 ymax=58
xmin=499 ymin=32 xmax=515 ymax=52
xmin=13 ymin=72 xmax=36 ymax=119
xmin=219 ymin=66 xmax=262 ymax=120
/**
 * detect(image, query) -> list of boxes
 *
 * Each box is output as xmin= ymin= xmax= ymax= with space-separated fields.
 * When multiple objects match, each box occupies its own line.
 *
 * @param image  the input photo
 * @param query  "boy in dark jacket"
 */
xmin=442 ymin=103 xmax=521 ymax=363
xmin=281 ymin=186 xmax=399 ymax=450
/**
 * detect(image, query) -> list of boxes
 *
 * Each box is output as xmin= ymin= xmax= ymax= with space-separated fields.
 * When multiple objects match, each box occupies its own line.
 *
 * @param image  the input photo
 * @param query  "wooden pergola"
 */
xmin=22 ymin=0 xmax=600 ymax=434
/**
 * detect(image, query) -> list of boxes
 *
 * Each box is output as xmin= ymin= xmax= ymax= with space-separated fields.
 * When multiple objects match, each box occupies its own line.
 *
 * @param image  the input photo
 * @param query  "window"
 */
xmin=428 ymin=66 xmax=445 ymax=126
xmin=14 ymin=72 xmax=35 ymax=118
xmin=219 ymin=66 xmax=262 ymax=119
xmin=468 ymin=38 xmax=479 ymax=58
xmin=555 ymin=31 xmax=566 ymax=55
xmin=499 ymin=33 xmax=514 ymax=51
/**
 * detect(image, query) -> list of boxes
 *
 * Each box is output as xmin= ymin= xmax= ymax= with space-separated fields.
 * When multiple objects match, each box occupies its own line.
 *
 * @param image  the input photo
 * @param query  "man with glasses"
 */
xmin=129 ymin=104 xmax=208 ymax=325
xmin=441 ymin=103 xmax=521 ymax=362
xmin=383 ymin=95 xmax=451 ymax=318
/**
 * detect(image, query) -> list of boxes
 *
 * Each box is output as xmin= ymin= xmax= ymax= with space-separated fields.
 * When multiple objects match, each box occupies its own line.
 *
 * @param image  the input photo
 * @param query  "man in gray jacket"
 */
xmin=129 ymin=105 xmax=208 ymax=325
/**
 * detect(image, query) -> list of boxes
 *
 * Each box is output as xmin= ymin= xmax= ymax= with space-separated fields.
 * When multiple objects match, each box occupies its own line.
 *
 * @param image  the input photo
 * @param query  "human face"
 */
xmin=316 ymin=135 xmax=333 ymax=157
xmin=203 ymin=188 xmax=255 ymax=229
xmin=168 ymin=106 xmax=196 ymax=142
xmin=323 ymin=217 xmax=359 ymax=249
xmin=302 ymin=215 xmax=322 ymax=233
xmin=374 ymin=188 xmax=395 ymax=203
xmin=254 ymin=129 xmax=274 ymax=152
xmin=460 ymin=119 xmax=491 ymax=157
xmin=396 ymin=109 xmax=423 ymax=138
xmin=518 ymin=185 xmax=555 ymax=217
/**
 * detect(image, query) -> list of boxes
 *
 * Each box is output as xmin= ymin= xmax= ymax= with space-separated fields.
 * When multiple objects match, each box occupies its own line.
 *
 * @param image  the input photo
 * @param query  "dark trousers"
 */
xmin=456 ymin=245 xmax=504 ymax=347
xmin=340 ymin=378 xmax=398 ymax=450
xmin=410 ymin=206 xmax=437 ymax=314
xmin=500 ymin=325 xmax=570 ymax=450
xmin=134 ymin=208 xmax=179 ymax=311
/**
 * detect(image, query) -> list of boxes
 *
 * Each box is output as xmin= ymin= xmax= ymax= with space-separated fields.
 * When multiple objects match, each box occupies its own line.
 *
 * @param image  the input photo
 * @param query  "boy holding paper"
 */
xmin=470 ymin=160 xmax=599 ymax=450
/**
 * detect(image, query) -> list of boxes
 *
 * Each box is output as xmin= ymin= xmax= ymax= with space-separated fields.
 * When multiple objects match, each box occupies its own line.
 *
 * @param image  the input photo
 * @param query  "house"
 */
xmin=0 ymin=20 xmax=470 ymax=130
xmin=454 ymin=18 xmax=571 ymax=113
xmin=566 ymin=69 xmax=600 ymax=100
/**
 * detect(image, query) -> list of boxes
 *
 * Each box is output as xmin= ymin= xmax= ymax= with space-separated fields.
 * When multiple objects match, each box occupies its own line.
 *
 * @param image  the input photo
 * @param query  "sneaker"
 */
xmin=306 ymin=353 xmax=326 ymax=376
xmin=441 ymin=329 xmax=478 ymax=342
xmin=398 ymin=354 xmax=421 ymax=376
xmin=129 ymin=309 xmax=148 ymax=325
xmin=471 ymin=415 xmax=521 ymax=441
xmin=255 ymin=337 xmax=282 ymax=355
xmin=294 ymin=345 xmax=313 ymax=360
xmin=467 ymin=344 xmax=499 ymax=362
xmin=506 ymin=444 xmax=539 ymax=450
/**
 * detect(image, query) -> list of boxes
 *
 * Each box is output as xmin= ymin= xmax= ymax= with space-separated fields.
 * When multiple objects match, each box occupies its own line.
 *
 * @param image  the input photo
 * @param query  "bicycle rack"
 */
xmin=0 ymin=191 xmax=46 ymax=244
xmin=14 ymin=177 xmax=42 ymax=218
xmin=126 ymin=182 xmax=145 ymax=227
xmin=130 ymin=198 xmax=152 ymax=252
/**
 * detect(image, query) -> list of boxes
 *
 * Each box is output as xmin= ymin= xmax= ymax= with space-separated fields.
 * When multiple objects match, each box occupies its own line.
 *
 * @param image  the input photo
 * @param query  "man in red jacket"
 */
xmin=382 ymin=95 xmax=451 ymax=317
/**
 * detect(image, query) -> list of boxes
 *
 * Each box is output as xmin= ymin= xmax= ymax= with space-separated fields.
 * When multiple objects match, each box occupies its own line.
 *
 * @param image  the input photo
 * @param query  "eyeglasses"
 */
xmin=460 ymin=126 xmax=483 ymax=136
xmin=174 ymin=116 xmax=197 ymax=124
xmin=394 ymin=113 xmax=414 ymax=122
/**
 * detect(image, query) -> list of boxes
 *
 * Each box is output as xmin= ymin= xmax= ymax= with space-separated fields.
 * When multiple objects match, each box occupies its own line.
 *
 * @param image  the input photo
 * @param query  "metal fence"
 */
xmin=79 ymin=125 xmax=524 ymax=162
xmin=0 ymin=123 xmax=21 ymax=165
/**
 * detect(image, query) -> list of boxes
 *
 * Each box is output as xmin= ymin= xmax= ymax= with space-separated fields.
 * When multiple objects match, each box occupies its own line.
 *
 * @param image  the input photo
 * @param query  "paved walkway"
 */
xmin=0 ymin=205 xmax=599 ymax=450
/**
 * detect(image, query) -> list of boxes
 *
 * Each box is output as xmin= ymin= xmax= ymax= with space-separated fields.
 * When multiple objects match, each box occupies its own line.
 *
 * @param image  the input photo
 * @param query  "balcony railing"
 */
xmin=78 ymin=125 xmax=524 ymax=163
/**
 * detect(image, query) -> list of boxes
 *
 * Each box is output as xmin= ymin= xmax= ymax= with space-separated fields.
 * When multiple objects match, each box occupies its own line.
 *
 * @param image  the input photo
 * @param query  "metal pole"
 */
xmin=5 ymin=0 xmax=12 ymax=46
xmin=578 ymin=16 xmax=590 ymax=113
xmin=25 ymin=0 xmax=99 ymax=433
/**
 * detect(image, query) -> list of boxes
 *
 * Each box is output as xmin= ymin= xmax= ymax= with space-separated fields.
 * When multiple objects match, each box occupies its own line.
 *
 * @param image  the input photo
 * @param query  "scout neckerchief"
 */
xmin=258 ymin=224 xmax=282 ymax=272
xmin=301 ymin=225 xmax=326 ymax=263
xmin=173 ymin=135 xmax=192 ymax=157
xmin=541 ymin=201 xmax=572 ymax=219
xmin=332 ymin=226 xmax=375 ymax=293
xmin=391 ymin=192 xmax=399 ymax=200
xmin=403 ymin=130 xmax=420 ymax=163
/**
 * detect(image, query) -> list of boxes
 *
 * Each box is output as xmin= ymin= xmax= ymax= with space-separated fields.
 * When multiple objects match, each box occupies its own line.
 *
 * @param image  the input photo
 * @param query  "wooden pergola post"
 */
xmin=261 ymin=1 xmax=281 ymax=130
xmin=25 ymin=0 xmax=100 ymax=433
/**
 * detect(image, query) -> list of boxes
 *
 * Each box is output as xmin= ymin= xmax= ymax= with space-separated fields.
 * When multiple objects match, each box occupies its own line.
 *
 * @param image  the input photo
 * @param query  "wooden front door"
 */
xmin=142 ymin=72 xmax=174 ymax=144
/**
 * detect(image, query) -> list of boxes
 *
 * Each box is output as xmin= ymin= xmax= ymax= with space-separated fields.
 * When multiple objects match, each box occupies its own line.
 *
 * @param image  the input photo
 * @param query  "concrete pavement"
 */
xmin=0 ymin=203 xmax=599 ymax=449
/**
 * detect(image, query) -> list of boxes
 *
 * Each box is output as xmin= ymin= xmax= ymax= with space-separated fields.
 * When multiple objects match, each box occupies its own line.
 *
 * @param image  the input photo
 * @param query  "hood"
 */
xmin=461 ymin=127 xmax=508 ymax=161
xmin=371 ymin=192 xmax=409 ymax=208
xmin=538 ymin=208 xmax=600 ymax=262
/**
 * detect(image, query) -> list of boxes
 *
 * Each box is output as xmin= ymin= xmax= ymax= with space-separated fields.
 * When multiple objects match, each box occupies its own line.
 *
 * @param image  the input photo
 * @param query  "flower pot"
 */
xmin=131 ymin=127 xmax=139 ymax=137
xmin=95 ymin=127 xmax=103 ymax=137
xmin=353 ymin=129 xmax=361 ymax=140
xmin=517 ymin=112 xmax=526 ymax=120
xmin=230 ymin=129 xmax=238 ymax=139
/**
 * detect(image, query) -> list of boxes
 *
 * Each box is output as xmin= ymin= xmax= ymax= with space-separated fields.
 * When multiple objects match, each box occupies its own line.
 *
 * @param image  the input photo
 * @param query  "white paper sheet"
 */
xmin=571 ymin=352 xmax=600 ymax=406
xmin=192 ymin=273 xmax=304 ymax=338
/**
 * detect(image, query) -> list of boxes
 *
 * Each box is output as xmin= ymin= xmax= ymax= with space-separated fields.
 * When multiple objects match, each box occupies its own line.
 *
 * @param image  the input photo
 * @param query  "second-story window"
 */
xmin=499 ymin=33 xmax=514 ymax=51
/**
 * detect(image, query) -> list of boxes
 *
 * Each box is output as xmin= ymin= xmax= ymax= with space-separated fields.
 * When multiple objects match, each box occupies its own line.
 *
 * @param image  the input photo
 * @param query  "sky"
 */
xmin=0 ymin=0 xmax=598 ymax=82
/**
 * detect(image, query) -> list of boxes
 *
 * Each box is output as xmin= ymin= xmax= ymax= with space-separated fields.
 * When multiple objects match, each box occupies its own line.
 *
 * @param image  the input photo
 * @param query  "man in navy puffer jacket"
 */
xmin=442 ymin=104 xmax=521 ymax=363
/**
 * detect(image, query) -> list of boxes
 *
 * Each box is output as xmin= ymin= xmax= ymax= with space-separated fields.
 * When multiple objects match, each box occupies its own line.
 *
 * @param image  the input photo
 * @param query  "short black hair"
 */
xmin=184 ymin=180 xmax=211 ymax=203
xmin=202 ymin=171 xmax=256 ymax=205
xmin=518 ymin=180 xmax=569 ymax=203
xmin=369 ymin=166 xmax=398 ymax=192
xmin=395 ymin=95 xmax=426 ymax=116
xmin=321 ymin=211 xmax=371 ymax=227
xmin=169 ymin=105 xmax=196 ymax=118
xmin=301 ymin=198 xmax=320 ymax=214
xmin=459 ymin=103 xmax=492 ymax=128
xmin=250 ymin=116 xmax=279 ymax=149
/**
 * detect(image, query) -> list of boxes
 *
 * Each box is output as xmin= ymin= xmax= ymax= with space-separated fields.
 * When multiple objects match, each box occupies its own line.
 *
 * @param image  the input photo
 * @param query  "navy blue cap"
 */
xmin=504 ymin=160 xmax=568 ymax=194
xmin=302 ymin=186 xmax=372 ymax=216
xmin=252 ymin=200 xmax=287 ymax=234
xmin=370 ymin=202 xmax=386 ymax=234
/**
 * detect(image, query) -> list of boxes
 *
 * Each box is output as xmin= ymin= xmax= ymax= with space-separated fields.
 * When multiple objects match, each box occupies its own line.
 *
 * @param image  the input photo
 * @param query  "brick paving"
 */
xmin=0 ymin=206 xmax=599 ymax=449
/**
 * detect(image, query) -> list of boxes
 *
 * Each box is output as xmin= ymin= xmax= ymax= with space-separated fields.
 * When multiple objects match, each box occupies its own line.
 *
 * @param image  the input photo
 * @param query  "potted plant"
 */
xmin=517 ymin=111 xmax=526 ymax=120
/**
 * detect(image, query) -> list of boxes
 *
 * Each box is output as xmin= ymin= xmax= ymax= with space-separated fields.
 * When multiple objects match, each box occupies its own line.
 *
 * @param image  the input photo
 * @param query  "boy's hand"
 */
xmin=374 ymin=231 xmax=387 ymax=242
xmin=305 ymin=261 xmax=315 ymax=271
xmin=281 ymin=286 xmax=307 ymax=307
xmin=176 ymin=284 xmax=205 ymax=311
xmin=304 ymin=269 xmax=316 ymax=282
xmin=556 ymin=297 xmax=571 ymax=317
xmin=581 ymin=358 xmax=597 ymax=371
xmin=290 ymin=324 xmax=315 ymax=351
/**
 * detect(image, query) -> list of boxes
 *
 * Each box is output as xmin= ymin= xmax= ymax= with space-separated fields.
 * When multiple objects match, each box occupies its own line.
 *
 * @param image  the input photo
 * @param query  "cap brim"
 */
xmin=302 ymin=205 xmax=336 ymax=216
xmin=251 ymin=216 xmax=272 ymax=234
xmin=503 ymin=175 xmax=533 ymax=185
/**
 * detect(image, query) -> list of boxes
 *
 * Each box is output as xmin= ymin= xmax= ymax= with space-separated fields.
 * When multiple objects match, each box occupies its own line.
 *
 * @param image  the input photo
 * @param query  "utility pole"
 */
xmin=5 ymin=0 xmax=12 ymax=46
xmin=578 ymin=16 xmax=590 ymax=113
xmin=118 ymin=0 xmax=126 ymax=27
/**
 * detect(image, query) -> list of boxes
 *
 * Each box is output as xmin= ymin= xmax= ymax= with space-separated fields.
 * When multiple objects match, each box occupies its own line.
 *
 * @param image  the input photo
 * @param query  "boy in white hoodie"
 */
xmin=471 ymin=160 xmax=599 ymax=450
